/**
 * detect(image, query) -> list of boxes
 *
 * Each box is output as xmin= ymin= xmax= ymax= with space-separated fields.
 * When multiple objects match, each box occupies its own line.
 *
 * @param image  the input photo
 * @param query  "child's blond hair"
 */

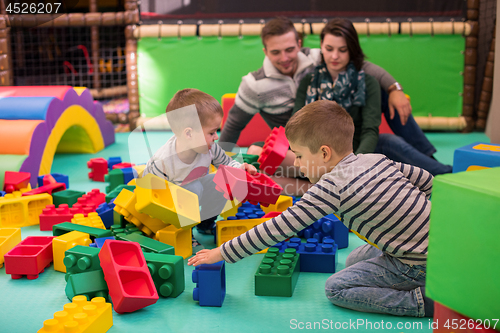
xmin=285 ymin=100 xmax=354 ymax=156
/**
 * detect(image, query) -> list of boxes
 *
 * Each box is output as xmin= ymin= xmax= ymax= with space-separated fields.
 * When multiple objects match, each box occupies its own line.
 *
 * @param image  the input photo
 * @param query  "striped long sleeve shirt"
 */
xmin=221 ymin=153 xmax=433 ymax=266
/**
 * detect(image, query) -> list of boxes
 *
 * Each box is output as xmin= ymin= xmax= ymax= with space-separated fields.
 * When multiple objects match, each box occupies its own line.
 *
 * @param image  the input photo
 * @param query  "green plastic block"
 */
xmin=115 ymin=232 xmax=175 ymax=255
xmin=65 ymin=269 xmax=108 ymax=301
xmin=113 ymin=210 xmax=125 ymax=227
xmin=106 ymin=184 xmax=136 ymax=203
xmin=105 ymin=169 xmax=125 ymax=193
xmin=144 ymin=252 xmax=185 ymax=298
xmin=255 ymin=247 xmax=300 ymax=297
xmin=53 ymin=222 xmax=113 ymax=240
xmin=53 ymin=189 xmax=86 ymax=208
xmin=242 ymin=153 xmax=260 ymax=170
xmin=427 ymin=167 xmax=500 ymax=322
xmin=64 ymin=245 xmax=101 ymax=277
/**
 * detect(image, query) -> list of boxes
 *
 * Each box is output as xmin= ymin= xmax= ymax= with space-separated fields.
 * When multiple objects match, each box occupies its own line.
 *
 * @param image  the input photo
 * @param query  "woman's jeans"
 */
xmin=376 ymin=90 xmax=453 ymax=175
xmin=325 ymin=244 xmax=427 ymax=317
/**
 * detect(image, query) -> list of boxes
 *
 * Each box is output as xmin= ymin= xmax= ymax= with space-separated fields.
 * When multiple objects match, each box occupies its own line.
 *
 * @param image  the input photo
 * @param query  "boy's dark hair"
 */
xmin=166 ymin=89 xmax=223 ymax=133
xmin=261 ymin=16 xmax=300 ymax=48
xmin=285 ymin=100 xmax=354 ymax=156
xmin=321 ymin=18 xmax=365 ymax=71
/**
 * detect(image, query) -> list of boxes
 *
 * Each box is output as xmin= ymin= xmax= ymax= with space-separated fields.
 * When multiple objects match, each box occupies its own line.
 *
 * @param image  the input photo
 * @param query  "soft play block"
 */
xmin=255 ymin=247 xmax=300 ymax=297
xmin=0 ymin=228 xmax=21 ymax=268
xmin=297 ymin=214 xmax=349 ymax=249
xmin=144 ymin=252 xmax=185 ymax=298
xmin=273 ymin=238 xmax=338 ymax=273
xmin=98 ymin=240 xmax=158 ymax=313
xmin=216 ymin=217 xmax=268 ymax=254
xmin=114 ymin=232 xmax=175 ymax=255
xmin=0 ymin=192 xmax=52 ymax=228
xmin=154 ymin=224 xmax=192 ymax=259
xmin=258 ymin=126 xmax=289 ymax=175
xmin=53 ymin=222 xmax=113 ymax=240
xmin=433 ymin=302 xmax=498 ymax=333
xmin=453 ymin=142 xmax=500 ymax=173
xmin=53 ymin=231 xmax=92 ymax=273
xmin=427 ymin=167 xmax=500 ymax=323
xmin=4 ymin=236 xmax=55 ymax=279
xmin=192 ymin=261 xmax=226 ymax=306
xmin=260 ymin=195 xmax=293 ymax=214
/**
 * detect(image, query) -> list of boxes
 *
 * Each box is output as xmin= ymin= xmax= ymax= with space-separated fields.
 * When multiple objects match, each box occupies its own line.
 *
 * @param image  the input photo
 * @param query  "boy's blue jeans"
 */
xmin=325 ymin=244 xmax=427 ymax=317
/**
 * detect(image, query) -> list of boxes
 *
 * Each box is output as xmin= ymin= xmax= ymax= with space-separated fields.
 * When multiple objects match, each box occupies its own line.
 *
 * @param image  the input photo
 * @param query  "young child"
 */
xmin=142 ymin=88 xmax=257 ymax=241
xmin=188 ymin=99 xmax=434 ymax=317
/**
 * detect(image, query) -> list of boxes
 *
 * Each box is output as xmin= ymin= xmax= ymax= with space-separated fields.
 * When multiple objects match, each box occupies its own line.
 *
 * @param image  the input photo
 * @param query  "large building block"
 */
xmin=216 ymin=217 xmax=268 ymax=254
xmin=297 ymin=214 xmax=349 ymax=249
xmin=53 ymin=222 xmax=113 ymax=240
xmin=88 ymin=158 xmax=109 ymax=182
xmin=144 ymin=252 xmax=184 ymax=298
xmin=72 ymin=213 xmax=106 ymax=230
xmin=107 ymin=156 xmax=122 ymax=170
xmin=37 ymin=173 xmax=69 ymax=189
xmin=4 ymin=236 xmax=54 ymax=279
xmin=53 ymin=231 xmax=92 ymax=273
xmin=154 ymin=224 xmax=192 ymax=259
xmin=255 ymin=247 xmax=300 ymax=297
xmin=213 ymin=165 xmax=283 ymax=206
xmin=91 ymin=237 xmax=116 ymax=249
xmin=220 ymin=199 xmax=242 ymax=219
xmin=115 ymin=232 xmax=174 ymax=255
xmin=21 ymin=182 xmax=66 ymax=196
xmin=260 ymin=195 xmax=293 ymax=214
xmin=134 ymin=173 xmax=200 ymax=230
xmin=98 ymin=240 xmax=159 ymax=313
xmin=105 ymin=184 xmax=135 ymax=203
xmin=453 ymin=142 xmax=500 ymax=173
xmin=96 ymin=202 xmax=115 ymax=229
xmin=0 ymin=191 xmax=52 ymax=228
xmin=192 ymin=261 xmax=226 ymax=307
xmin=38 ymin=295 xmax=112 ymax=333
xmin=273 ymin=238 xmax=338 ymax=273
xmin=52 ymin=189 xmax=86 ymax=208
xmin=0 ymin=227 xmax=21 ymax=268
xmin=112 ymin=162 xmax=135 ymax=170
xmin=64 ymin=245 xmax=101 ymax=276
xmin=113 ymin=188 xmax=170 ymax=236
xmin=105 ymin=168 xmax=124 ymax=193
xmin=77 ymin=189 xmax=106 ymax=207
xmin=257 ymin=126 xmax=289 ymax=175
xmin=120 ymin=167 xmax=136 ymax=184
xmin=3 ymin=171 xmax=31 ymax=193
xmin=65 ymin=269 xmax=109 ymax=301
xmin=40 ymin=204 xmax=94 ymax=231
xmin=433 ymin=302 xmax=498 ymax=333
xmin=427 ymin=167 xmax=500 ymax=323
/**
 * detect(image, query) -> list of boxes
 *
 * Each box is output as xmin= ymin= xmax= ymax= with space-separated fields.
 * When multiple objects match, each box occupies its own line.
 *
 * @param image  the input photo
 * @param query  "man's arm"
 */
xmin=394 ymin=162 xmax=433 ymax=199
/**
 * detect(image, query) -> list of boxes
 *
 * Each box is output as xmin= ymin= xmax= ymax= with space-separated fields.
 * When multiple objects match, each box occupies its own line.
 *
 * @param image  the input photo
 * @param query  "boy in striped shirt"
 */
xmin=189 ymin=99 xmax=434 ymax=317
xmin=143 ymin=89 xmax=257 ymax=237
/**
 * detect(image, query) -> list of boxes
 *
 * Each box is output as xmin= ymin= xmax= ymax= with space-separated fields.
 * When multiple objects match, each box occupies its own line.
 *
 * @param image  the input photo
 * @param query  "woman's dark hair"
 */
xmin=320 ymin=18 xmax=365 ymax=70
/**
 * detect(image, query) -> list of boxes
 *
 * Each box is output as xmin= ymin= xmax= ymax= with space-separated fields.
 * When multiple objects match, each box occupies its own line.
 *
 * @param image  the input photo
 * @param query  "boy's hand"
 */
xmin=188 ymin=247 xmax=224 ymax=266
xmin=240 ymin=162 xmax=257 ymax=175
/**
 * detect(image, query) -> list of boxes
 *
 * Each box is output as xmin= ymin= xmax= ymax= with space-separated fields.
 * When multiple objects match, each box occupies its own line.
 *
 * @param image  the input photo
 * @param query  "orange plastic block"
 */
xmin=155 ymin=225 xmax=192 ymax=259
xmin=0 ymin=191 xmax=52 ymax=228
xmin=38 ymin=295 xmax=112 ymax=333
xmin=113 ymin=188 xmax=168 ymax=236
xmin=257 ymin=126 xmax=289 ymax=175
xmin=99 ymin=240 xmax=159 ymax=313
xmin=135 ymin=174 xmax=200 ymax=230
xmin=53 ymin=231 xmax=92 ymax=273
xmin=0 ymin=228 xmax=21 ymax=268
xmin=260 ymin=195 xmax=293 ymax=214
xmin=3 ymin=171 xmax=31 ymax=193
xmin=72 ymin=213 xmax=106 ymax=230
xmin=216 ymin=218 xmax=269 ymax=254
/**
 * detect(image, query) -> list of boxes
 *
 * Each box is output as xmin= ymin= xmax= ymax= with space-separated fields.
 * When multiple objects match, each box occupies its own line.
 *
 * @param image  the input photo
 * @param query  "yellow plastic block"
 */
xmin=220 ymin=199 xmax=242 ymax=219
xmin=0 ymin=191 xmax=52 ymax=228
xmin=133 ymin=164 xmax=146 ymax=178
xmin=113 ymin=188 xmax=168 ymax=236
xmin=38 ymin=295 xmax=112 ymax=333
xmin=155 ymin=225 xmax=192 ymax=259
xmin=260 ymin=195 xmax=293 ymax=214
xmin=0 ymin=228 xmax=21 ymax=268
xmin=217 ymin=218 xmax=269 ymax=254
xmin=71 ymin=213 xmax=106 ymax=230
xmin=53 ymin=231 xmax=92 ymax=273
xmin=135 ymin=173 xmax=200 ymax=229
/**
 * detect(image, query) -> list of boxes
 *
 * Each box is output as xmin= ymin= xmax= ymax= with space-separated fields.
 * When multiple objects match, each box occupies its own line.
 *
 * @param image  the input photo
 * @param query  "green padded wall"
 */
xmin=138 ymin=35 xmax=464 ymax=118
xmin=427 ymin=167 xmax=500 ymax=322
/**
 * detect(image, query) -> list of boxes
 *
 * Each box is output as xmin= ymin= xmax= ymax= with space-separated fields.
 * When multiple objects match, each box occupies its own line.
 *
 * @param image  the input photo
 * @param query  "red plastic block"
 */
xmin=22 ymin=182 xmax=66 ymax=196
xmin=4 ymin=236 xmax=55 ymax=279
xmin=3 ymin=171 xmax=31 ymax=193
xmin=112 ymin=162 xmax=135 ymax=169
xmin=257 ymin=126 xmax=289 ymax=175
xmin=99 ymin=240 xmax=158 ymax=313
xmin=214 ymin=165 xmax=283 ymax=207
xmin=77 ymin=189 xmax=106 ymax=207
xmin=42 ymin=174 xmax=57 ymax=185
xmin=39 ymin=204 xmax=74 ymax=231
xmin=88 ymin=158 xmax=109 ymax=182
xmin=263 ymin=211 xmax=281 ymax=219
xmin=433 ymin=302 xmax=498 ymax=332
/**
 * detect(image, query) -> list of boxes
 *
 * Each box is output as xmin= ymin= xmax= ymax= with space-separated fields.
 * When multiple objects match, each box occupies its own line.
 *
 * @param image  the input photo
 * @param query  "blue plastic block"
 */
xmin=37 ymin=173 xmax=70 ymax=188
xmin=94 ymin=237 xmax=115 ymax=248
xmin=96 ymin=202 xmax=115 ymax=229
xmin=107 ymin=156 xmax=122 ymax=170
xmin=453 ymin=142 xmax=500 ymax=173
xmin=121 ymin=167 xmax=136 ymax=184
xmin=274 ymin=238 xmax=337 ymax=273
xmin=0 ymin=191 xmax=5 ymax=197
xmin=192 ymin=261 xmax=226 ymax=307
xmin=227 ymin=203 xmax=265 ymax=220
xmin=297 ymin=215 xmax=349 ymax=249
xmin=89 ymin=243 xmax=97 ymax=248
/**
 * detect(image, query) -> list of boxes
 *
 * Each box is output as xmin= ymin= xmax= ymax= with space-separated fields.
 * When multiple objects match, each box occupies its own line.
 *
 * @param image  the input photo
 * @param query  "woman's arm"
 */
xmin=355 ymin=74 xmax=381 ymax=154
xmin=292 ymin=73 xmax=312 ymax=114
